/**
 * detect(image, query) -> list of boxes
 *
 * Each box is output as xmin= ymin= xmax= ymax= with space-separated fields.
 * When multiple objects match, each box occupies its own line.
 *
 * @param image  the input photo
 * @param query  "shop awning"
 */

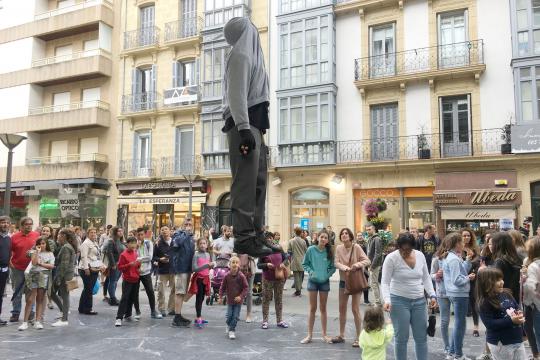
xmin=117 ymin=194 xmax=207 ymax=205
xmin=441 ymin=208 xmax=516 ymax=220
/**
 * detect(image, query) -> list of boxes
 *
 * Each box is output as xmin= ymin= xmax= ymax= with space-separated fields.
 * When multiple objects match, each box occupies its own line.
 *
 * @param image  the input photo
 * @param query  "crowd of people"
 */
xmin=2 ymin=215 xmax=540 ymax=359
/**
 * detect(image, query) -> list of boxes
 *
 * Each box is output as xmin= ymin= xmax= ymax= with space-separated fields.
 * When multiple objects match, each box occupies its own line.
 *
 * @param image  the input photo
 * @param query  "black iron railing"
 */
xmin=121 ymin=92 xmax=160 ymax=114
xmin=119 ymin=156 xmax=201 ymax=179
xmin=164 ymin=17 xmax=202 ymax=42
xmin=354 ymin=40 xmax=484 ymax=81
xmin=123 ymin=26 xmax=160 ymax=51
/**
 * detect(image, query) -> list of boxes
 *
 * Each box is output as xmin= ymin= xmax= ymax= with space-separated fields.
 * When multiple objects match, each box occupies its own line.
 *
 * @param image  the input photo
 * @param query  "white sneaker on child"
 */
xmin=34 ymin=321 xmax=43 ymax=330
xmin=18 ymin=322 xmax=28 ymax=331
xmin=228 ymin=331 xmax=236 ymax=339
xmin=455 ymin=356 xmax=472 ymax=360
xmin=115 ymin=319 xmax=122 ymax=327
xmin=52 ymin=320 xmax=68 ymax=327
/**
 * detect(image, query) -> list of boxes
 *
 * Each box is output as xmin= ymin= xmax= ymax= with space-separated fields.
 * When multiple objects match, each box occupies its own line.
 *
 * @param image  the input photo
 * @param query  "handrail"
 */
xmin=29 ymin=100 xmax=110 ymax=115
xmin=26 ymin=153 xmax=108 ymax=165
xmin=34 ymin=0 xmax=113 ymax=20
xmin=31 ymin=48 xmax=111 ymax=68
xmin=164 ymin=17 xmax=203 ymax=42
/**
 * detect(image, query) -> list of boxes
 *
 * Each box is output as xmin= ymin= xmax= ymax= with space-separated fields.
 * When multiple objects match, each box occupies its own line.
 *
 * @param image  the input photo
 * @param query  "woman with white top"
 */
xmin=78 ymin=227 xmax=103 ymax=315
xmin=381 ymin=232 xmax=437 ymax=360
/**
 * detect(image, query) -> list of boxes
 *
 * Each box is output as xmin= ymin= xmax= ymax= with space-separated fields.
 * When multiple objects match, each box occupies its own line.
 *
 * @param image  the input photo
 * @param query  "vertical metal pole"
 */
xmin=188 ymin=179 xmax=193 ymax=219
xmin=4 ymin=149 xmax=13 ymax=217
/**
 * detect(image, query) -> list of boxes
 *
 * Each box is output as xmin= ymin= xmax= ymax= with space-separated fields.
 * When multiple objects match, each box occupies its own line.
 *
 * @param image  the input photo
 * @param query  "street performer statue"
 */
xmin=222 ymin=17 xmax=280 ymax=257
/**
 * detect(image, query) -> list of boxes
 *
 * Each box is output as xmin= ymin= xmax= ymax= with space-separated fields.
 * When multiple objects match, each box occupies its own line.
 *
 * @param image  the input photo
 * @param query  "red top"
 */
xmin=10 ymin=231 xmax=40 ymax=271
xmin=117 ymin=249 xmax=140 ymax=283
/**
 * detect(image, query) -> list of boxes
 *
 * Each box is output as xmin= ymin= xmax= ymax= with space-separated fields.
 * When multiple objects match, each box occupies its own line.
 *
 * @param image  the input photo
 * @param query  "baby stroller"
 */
xmin=252 ymin=272 xmax=263 ymax=305
xmin=207 ymin=256 xmax=230 ymax=305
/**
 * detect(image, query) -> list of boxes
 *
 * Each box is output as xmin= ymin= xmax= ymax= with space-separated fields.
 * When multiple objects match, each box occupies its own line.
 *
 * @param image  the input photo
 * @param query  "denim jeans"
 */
xmin=532 ymin=305 xmax=540 ymax=353
xmin=389 ymin=294 xmax=428 ymax=360
xmin=448 ymin=296 xmax=469 ymax=357
xmin=10 ymin=268 xmax=25 ymax=316
xmin=438 ymin=297 xmax=451 ymax=353
xmin=107 ymin=269 xmax=121 ymax=301
xmin=226 ymin=304 xmax=242 ymax=332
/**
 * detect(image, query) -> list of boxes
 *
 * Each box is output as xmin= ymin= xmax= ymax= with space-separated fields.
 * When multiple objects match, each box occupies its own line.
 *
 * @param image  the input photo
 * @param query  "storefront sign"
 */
xmin=141 ymin=182 xmax=179 ymax=190
xmin=512 ymin=123 xmax=540 ymax=153
xmin=59 ymin=194 xmax=79 ymax=217
xmin=470 ymin=189 xmax=519 ymax=205
xmin=118 ymin=195 xmax=207 ymax=205
xmin=117 ymin=180 xmax=204 ymax=192
xmin=441 ymin=208 xmax=516 ymax=220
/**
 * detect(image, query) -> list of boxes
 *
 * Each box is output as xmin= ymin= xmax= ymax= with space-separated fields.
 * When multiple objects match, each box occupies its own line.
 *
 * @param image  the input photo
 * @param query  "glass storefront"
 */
xmin=39 ymin=194 xmax=107 ymax=230
xmin=407 ymin=199 xmax=434 ymax=230
xmin=290 ymin=188 xmax=329 ymax=234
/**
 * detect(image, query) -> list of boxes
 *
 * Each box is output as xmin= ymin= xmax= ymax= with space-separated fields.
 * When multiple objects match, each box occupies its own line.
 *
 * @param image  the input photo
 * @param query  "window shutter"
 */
xmin=195 ymin=57 xmax=200 ymax=87
xmin=150 ymin=64 xmax=157 ymax=106
xmin=172 ymin=61 xmax=179 ymax=88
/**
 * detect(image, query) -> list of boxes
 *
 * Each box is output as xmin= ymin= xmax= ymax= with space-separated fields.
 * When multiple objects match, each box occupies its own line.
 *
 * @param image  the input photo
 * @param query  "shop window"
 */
xmin=532 ymin=181 xmax=540 ymax=231
xmin=290 ymin=188 xmax=329 ymax=234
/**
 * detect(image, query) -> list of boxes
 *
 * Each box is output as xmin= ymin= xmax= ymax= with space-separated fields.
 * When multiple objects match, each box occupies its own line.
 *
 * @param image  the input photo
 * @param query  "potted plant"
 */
xmin=501 ymin=124 xmax=512 ymax=154
xmin=417 ymin=132 xmax=431 ymax=159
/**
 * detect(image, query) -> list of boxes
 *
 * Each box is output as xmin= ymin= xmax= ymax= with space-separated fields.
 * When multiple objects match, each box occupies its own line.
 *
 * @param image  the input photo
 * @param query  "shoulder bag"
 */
xmin=344 ymin=245 xmax=368 ymax=295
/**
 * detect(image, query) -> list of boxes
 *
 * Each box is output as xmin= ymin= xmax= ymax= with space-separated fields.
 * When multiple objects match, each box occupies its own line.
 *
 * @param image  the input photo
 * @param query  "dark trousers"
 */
xmin=363 ymin=271 xmax=370 ymax=303
xmin=227 ymin=125 xmax=267 ymax=242
xmin=0 ymin=270 xmax=8 ymax=316
xmin=525 ymin=304 xmax=539 ymax=355
xmin=103 ymin=276 xmax=109 ymax=297
xmin=133 ymin=273 xmax=156 ymax=314
xmin=78 ymin=269 xmax=98 ymax=313
xmin=116 ymin=280 xmax=138 ymax=320
xmin=51 ymin=282 xmax=70 ymax=321
xmin=195 ymin=278 xmax=205 ymax=318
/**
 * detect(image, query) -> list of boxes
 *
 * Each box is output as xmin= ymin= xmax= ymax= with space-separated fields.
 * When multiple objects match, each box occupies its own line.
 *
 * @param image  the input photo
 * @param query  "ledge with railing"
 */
xmin=28 ymin=100 xmax=110 ymax=115
xmin=119 ymin=156 xmax=201 ymax=179
xmin=31 ymin=48 xmax=111 ymax=68
xmin=269 ymin=128 xmax=507 ymax=168
xmin=26 ymin=153 xmax=108 ymax=165
xmin=123 ymin=26 xmax=160 ymax=51
xmin=34 ymin=0 xmax=113 ymax=20
xmin=164 ymin=17 xmax=203 ymax=42
xmin=163 ymin=85 xmax=199 ymax=108
xmin=202 ymin=152 xmax=230 ymax=173
xmin=121 ymin=92 xmax=161 ymax=114
xmin=354 ymin=40 xmax=484 ymax=82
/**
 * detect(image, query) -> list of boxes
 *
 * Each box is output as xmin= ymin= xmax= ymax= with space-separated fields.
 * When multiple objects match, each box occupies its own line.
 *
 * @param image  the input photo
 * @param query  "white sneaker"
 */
xmin=228 ymin=331 xmax=236 ymax=339
xmin=115 ymin=319 xmax=122 ymax=327
xmin=34 ymin=321 xmax=43 ymax=330
xmin=51 ymin=320 xmax=68 ymax=327
xmin=455 ymin=356 xmax=472 ymax=360
xmin=475 ymin=354 xmax=492 ymax=360
xmin=134 ymin=313 xmax=141 ymax=320
xmin=18 ymin=322 xmax=28 ymax=331
xmin=225 ymin=326 xmax=229 ymax=334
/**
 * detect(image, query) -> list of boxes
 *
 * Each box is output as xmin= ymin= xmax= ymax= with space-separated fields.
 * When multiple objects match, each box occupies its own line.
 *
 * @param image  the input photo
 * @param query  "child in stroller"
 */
xmin=207 ymin=255 xmax=230 ymax=305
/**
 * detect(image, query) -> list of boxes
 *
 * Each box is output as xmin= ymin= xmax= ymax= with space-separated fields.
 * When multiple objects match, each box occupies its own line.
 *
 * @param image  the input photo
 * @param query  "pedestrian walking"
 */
xmin=332 ymin=227 xmax=371 ymax=347
xmin=258 ymin=247 xmax=289 ymax=330
xmin=18 ymin=237 xmax=55 ymax=331
xmin=366 ymin=223 xmax=383 ymax=306
xmin=461 ymin=228 xmax=481 ymax=337
xmin=186 ymin=236 xmax=214 ymax=328
xmin=153 ymin=226 xmax=175 ymax=317
xmin=78 ymin=227 xmax=102 ymax=315
xmin=133 ymin=227 xmax=161 ymax=319
xmin=359 ymin=306 xmax=394 ymax=360
xmin=115 ymin=236 xmax=141 ymax=327
xmin=170 ymin=220 xmax=195 ymax=327
xmin=50 ymin=229 xmax=78 ymax=327
xmin=10 ymin=217 xmax=39 ymax=322
xmin=431 ymin=254 xmax=451 ymax=358
xmin=0 ymin=216 xmax=11 ymax=326
xmin=381 ymin=232 xmax=437 ymax=360
xmin=301 ymin=229 xmax=336 ymax=344
xmin=441 ymin=232 xmax=476 ymax=360
xmin=477 ymin=267 xmax=526 ymax=360
xmin=288 ymin=227 xmax=307 ymax=297
xmin=104 ymin=226 xmax=125 ymax=306
xmin=219 ymin=256 xmax=249 ymax=340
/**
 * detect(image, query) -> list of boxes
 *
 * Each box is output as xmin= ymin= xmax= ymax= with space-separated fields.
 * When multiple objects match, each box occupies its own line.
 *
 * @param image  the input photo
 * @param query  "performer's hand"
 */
xmin=238 ymin=129 xmax=256 ymax=156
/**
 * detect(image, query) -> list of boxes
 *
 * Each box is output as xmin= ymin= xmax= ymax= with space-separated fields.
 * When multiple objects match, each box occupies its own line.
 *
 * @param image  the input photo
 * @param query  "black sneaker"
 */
xmin=171 ymin=315 xmax=189 ymax=327
xmin=109 ymin=298 xmax=119 ymax=306
xmin=168 ymin=311 xmax=175 ymax=316
xmin=179 ymin=314 xmax=191 ymax=323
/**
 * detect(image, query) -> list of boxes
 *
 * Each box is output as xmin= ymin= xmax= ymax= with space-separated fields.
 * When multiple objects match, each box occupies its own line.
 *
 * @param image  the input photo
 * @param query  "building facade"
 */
xmin=267 ymin=0 xmax=540 ymax=239
xmin=0 ymin=0 xmax=120 ymax=229
xmin=116 ymin=0 xmax=268 ymax=234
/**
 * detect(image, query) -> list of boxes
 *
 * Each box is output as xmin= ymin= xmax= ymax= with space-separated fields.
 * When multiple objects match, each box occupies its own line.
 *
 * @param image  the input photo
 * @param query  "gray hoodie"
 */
xmin=222 ymin=17 xmax=269 ymax=131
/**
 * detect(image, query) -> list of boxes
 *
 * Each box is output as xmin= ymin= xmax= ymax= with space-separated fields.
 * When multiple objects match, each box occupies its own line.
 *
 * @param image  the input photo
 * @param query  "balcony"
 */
xmin=269 ymin=128 xmax=507 ymax=168
xmin=119 ymin=156 xmax=201 ymax=179
xmin=122 ymin=27 xmax=160 ymax=56
xmin=164 ymin=17 xmax=202 ymax=48
xmin=202 ymin=152 xmax=230 ymax=175
xmin=162 ymin=85 xmax=200 ymax=114
xmin=334 ymin=0 xmax=401 ymax=15
xmin=121 ymin=92 xmax=160 ymax=116
xmin=0 ymin=153 xmax=109 ymax=183
xmin=0 ymin=49 xmax=112 ymax=88
xmin=203 ymin=4 xmax=250 ymax=31
xmin=354 ymin=40 xmax=485 ymax=92
xmin=0 ymin=100 xmax=110 ymax=133
xmin=0 ymin=0 xmax=114 ymax=43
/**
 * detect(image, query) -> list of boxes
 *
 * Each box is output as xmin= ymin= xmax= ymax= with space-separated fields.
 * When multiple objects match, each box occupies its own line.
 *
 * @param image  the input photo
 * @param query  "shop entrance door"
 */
xmin=154 ymin=204 xmax=173 ymax=232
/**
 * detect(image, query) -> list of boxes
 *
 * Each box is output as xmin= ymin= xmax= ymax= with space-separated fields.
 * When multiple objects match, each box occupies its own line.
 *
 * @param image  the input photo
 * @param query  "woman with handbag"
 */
xmin=331 ymin=227 xmax=371 ymax=347
xmin=381 ymin=232 xmax=437 ymax=360
xmin=51 ymin=228 xmax=78 ymax=327
xmin=78 ymin=227 xmax=103 ymax=315
xmin=257 ymin=240 xmax=289 ymax=330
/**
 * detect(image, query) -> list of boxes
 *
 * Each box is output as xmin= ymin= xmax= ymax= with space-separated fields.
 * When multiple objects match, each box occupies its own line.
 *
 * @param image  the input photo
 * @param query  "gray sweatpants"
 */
xmin=227 ymin=125 xmax=267 ymax=243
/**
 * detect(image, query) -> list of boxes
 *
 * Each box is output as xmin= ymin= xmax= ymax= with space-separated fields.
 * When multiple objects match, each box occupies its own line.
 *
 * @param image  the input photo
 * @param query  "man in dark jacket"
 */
xmin=170 ymin=219 xmax=195 ymax=327
xmin=416 ymin=224 xmax=440 ymax=272
xmin=366 ymin=224 xmax=383 ymax=306
xmin=152 ymin=226 xmax=175 ymax=317
xmin=0 ymin=216 xmax=11 ymax=326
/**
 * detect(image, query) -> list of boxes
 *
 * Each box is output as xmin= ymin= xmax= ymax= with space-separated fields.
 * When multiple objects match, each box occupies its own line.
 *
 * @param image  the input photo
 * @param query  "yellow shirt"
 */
xmin=358 ymin=324 xmax=394 ymax=360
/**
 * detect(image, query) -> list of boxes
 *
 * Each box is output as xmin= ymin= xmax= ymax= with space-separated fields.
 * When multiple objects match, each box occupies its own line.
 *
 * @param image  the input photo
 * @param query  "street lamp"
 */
xmin=0 ymin=134 xmax=27 ymax=217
